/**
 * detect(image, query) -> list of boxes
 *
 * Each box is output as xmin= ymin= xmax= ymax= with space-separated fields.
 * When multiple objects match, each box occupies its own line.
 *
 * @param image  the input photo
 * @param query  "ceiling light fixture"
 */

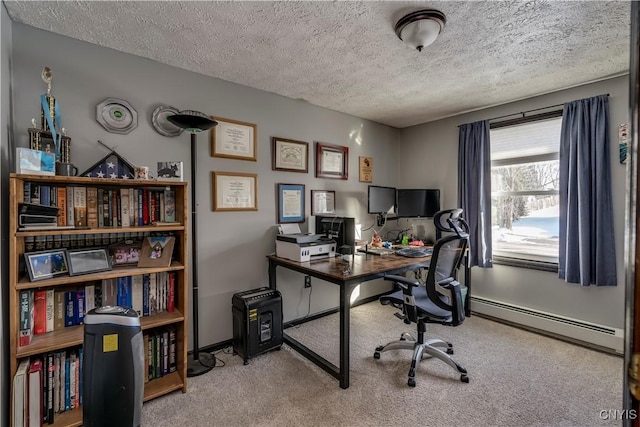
xmin=395 ymin=9 xmax=446 ymax=52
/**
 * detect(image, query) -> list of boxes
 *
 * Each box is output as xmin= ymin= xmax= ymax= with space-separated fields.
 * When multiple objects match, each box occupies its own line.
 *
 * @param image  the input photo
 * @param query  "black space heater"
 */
xmin=232 ymin=287 xmax=283 ymax=364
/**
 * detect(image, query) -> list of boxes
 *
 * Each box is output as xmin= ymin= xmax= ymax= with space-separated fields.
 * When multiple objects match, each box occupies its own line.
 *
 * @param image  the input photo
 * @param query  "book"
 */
xmin=19 ymin=290 xmax=33 ymax=347
xmin=85 ymin=284 xmax=96 ymax=313
xmin=75 ymin=290 xmax=85 ymax=325
xmin=66 ymin=187 xmax=75 ymax=227
xmin=45 ymin=352 xmax=54 ymax=423
xmin=65 ymin=291 xmax=75 ymax=327
xmin=28 ymin=358 xmax=43 ymax=427
xmin=86 ymin=187 xmax=99 ymax=228
xmin=120 ymin=188 xmax=130 ymax=227
xmin=13 ymin=358 xmax=29 ymax=427
xmin=54 ymin=290 xmax=66 ymax=331
xmin=45 ymin=290 xmax=54 ymax=333
xmin=164 ymin=189 xmax=176 ymax=222
xmin=33 ymin=290 xmax=47 ymax=335
xmin=56 ymin=187 xmax=67 ymax=226
xmin=73 ymin=187 xmax=87 ymax=227
xmin=132 ymin=275 xmax=143 ymax=316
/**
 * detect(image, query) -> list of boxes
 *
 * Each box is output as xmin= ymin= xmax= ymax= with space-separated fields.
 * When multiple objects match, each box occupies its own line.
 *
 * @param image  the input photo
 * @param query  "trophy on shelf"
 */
xmin=28 ymin=66 xmax=71 ymax=164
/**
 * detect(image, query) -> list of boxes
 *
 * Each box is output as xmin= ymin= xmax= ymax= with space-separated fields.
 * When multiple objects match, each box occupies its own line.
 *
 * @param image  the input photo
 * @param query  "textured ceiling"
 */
xmin=3 ymin=1 xmax=631 ymax=128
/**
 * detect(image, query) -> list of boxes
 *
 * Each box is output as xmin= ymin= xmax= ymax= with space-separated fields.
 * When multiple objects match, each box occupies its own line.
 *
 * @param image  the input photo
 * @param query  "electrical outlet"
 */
xmin=304 ymin=275 xmax=311 ymax=288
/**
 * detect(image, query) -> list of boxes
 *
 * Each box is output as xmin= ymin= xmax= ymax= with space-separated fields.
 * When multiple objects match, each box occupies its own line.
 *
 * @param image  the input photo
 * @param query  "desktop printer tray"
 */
xmin=276 ymin=233 xmax=322 ymax=244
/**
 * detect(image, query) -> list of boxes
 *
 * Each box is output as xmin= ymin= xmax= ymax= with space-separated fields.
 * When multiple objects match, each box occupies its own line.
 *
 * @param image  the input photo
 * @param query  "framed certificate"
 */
xmin=272 ymin=137 xmax=309 ymax=172
xmin=277 ymin=183 xmax=305 ymax=223
xmin=311 ymin=190 xmax=336 ymax=215
xmin=212 ymin=172 xmax=258 ymax=211
xmin=315 ymin=142 xmax=349 ymax=180
xmin=211 ymin=117 xmax=257 ymax=161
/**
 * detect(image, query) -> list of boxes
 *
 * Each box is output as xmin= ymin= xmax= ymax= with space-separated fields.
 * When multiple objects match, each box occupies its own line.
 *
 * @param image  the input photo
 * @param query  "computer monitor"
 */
xmin=367 ymin=185 xmax=396 ymax=215
xmin=315 ymin=216 xmax=355 ymax=254
xmin=396 ymin=189 xmax=441 ymax=218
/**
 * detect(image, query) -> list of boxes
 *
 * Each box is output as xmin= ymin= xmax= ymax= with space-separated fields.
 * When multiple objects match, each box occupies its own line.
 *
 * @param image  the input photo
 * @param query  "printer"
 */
xmin=276 ymin=233 xmax=336 ymax=262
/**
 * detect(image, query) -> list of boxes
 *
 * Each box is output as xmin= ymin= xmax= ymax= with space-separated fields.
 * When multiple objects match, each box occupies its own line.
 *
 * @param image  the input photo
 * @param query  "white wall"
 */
xmin=1 ymin=4 xmax=12 ymax=427
xmin=8 ymin=23 xmax=400 ymax=349
xmin=397 ymin=76 xmax=628 ymax=333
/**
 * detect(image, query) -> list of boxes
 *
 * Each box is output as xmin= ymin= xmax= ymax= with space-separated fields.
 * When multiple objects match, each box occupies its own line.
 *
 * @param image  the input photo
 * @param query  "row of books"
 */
xmin=12 ymin=326 xmax=177 ymax=426
xmin=145 ymin=327 xmax=178 ymax=382
xmin=24 ymin=231 xmax=155 ymax=252
xmin=23 ymin=183 xmax=177 ymax=228
xmin=13 ymin=347 xmax=83 ymax=427
xmin=19 ymin=272 xmax=176 ymax=347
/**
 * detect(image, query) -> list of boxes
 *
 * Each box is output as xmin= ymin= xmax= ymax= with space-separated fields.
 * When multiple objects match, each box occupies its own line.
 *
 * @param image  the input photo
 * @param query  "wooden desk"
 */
xmin=267 ymin=253 xmax=431 ymax=389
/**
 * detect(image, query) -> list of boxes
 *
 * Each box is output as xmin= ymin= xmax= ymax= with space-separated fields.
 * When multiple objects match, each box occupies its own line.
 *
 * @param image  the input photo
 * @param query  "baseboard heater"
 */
xmin=470 ymin=296 xmax=624 ymax=354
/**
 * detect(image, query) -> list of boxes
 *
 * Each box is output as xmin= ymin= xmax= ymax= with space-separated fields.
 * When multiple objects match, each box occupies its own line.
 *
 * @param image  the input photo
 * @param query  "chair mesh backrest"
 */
xmin=425 ymin=233 xmax=468 ymax=314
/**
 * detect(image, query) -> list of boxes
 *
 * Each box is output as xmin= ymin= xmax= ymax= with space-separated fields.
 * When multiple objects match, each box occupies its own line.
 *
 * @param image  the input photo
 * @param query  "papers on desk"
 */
xmin=278 ymin=223 xmax=302 ymax=235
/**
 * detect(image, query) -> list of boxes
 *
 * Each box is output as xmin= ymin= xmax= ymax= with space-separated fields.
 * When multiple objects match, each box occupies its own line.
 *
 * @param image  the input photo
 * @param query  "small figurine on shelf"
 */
xmin=371 ymin=231 xmax=383 ymax=248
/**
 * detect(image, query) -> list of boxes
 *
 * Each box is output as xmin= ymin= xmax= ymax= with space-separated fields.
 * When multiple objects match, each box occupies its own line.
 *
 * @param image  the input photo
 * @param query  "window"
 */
xmin=490 ymin=112 xmax=562 ymax=267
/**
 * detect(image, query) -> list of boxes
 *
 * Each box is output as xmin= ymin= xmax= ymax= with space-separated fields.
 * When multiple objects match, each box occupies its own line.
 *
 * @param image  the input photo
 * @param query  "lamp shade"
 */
xmin=395 ymin=9 xmax=446 ymax=52
xmin=167 ymin=110 xmax=217 ymax=133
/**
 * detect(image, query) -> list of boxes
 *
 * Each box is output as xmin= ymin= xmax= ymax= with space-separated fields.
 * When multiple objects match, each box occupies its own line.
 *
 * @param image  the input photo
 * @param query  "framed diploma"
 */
xmin=315 ymin=142 xmax=349 ymax=180
xmin=272 ymin=137 xmax=309 ymax=172
xmin=212 ymin=172 xmax=258 ymax=211
xmin=277 ymin=183 xmax=305 ymax=223
xmin=311 ymin=190 xmax=336 ymax=215
xmin=211 ymin=117 xmax=257 ymax=161
xmin=359 ymin=156 xmax=373 ymax=183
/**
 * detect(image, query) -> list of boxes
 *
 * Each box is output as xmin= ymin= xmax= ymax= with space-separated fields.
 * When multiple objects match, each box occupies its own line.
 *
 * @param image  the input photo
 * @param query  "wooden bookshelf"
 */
xmin=8 ymin=174 xmax=189 ymax=426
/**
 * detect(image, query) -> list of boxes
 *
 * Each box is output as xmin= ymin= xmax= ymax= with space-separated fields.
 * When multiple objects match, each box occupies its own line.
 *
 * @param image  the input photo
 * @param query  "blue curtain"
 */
xmin=559 ymin=94 xmax=617 ymax=286
xmin=458 ymin=120 xmax=492 ymax=268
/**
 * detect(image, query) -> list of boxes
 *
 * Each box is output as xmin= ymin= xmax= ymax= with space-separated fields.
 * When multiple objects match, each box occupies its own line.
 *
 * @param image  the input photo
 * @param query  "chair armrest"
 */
xmin=383 ymin=274 xmax=419 ymax=292
xmin=436 ymin=279 xmax=465 ymax=326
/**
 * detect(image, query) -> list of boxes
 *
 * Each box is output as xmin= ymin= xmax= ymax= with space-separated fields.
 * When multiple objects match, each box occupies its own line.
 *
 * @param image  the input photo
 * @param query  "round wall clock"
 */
xmin=96 ymin=98 xmax=138 ymax=134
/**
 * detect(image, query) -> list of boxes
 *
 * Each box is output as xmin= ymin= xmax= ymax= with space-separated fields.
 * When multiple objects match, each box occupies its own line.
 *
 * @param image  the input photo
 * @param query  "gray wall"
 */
xmin=8 ymin=23 xmax=399 ymax=349
xmin=1 ymin=4 xmax=12 ymax=427
xmin=397 ymin=76 xmax=628 ymax=331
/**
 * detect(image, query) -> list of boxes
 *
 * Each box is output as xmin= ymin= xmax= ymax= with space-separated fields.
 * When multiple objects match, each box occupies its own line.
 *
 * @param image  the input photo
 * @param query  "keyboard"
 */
xmin=357 ymin=247 xmax=395 ymax=256
xmin=395 ymin=247 xmax=433 ymax=258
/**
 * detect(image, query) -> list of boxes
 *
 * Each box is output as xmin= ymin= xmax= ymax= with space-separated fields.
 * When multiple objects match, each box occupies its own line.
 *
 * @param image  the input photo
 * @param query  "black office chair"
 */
xmin=374 ymin=213 xmax=470 ymax=387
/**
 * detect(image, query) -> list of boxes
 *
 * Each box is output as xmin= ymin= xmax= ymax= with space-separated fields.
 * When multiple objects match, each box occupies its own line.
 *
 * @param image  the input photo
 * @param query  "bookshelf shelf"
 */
xmin=9 ymin=174 xmax=189 ymax=427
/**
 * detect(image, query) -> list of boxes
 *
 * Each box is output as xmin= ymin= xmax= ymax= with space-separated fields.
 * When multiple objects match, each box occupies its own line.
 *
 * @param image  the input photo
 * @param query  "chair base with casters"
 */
xmin=373 ymin=316 xmax=469 ymax=387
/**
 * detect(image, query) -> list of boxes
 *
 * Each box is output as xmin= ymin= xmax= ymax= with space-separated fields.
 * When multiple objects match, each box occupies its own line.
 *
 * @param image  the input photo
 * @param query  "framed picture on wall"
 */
xmin=272 ymin=137 xmax=309 ymax=172
xmin=315 ymin=142 xmax=348 ymax=180
xmin=211 ymin=117 xmax=257 ymax=161
xmin=212 ymin=172 xmax=258 ymax=211
xmin=311 ymin=190 xmax=336 ymax=215
xmin=277 ymin=183 xmax=305 ymax=223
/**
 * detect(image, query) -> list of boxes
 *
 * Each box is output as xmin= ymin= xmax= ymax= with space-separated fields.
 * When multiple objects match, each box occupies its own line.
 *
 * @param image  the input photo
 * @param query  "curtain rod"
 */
xmin=457 ymin=93 xmax=610 ymax=127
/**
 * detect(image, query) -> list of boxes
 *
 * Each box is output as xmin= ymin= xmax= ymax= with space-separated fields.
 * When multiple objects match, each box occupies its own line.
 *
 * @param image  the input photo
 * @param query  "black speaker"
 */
xmin=232 ymin=287 xmax=283 ymax=364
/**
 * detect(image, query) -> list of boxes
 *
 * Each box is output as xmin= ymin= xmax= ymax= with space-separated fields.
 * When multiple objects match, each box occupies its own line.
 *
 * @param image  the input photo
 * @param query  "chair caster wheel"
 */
xmin=375 ymin=345 xmax=384 ymax=352
xmin=447 ymin=348 xmax=454 ymax=355
xmin=243 ymin=360 xmax=249 ymax=365
xmin=460 ymin=375 xmax=469 ymax=383
xmin=408 ymin=378 xmax=416 ymax=387
xmin=374 ymin=352 xmax=380 ymax=359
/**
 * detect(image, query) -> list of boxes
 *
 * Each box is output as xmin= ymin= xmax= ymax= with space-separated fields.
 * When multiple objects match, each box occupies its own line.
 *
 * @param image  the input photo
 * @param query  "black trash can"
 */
xmin=83 ymin=306 xmax=144 ymax=427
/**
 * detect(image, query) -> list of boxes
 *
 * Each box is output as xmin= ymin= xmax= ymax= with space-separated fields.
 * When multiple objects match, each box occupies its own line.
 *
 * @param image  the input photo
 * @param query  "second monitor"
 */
xmin=396 ymin=189 xmax=441 ymax=218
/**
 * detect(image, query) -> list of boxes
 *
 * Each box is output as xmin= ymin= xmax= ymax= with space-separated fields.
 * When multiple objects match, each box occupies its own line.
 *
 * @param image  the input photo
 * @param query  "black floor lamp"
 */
xmin=168 ymin=110 xmax=218 ymax=377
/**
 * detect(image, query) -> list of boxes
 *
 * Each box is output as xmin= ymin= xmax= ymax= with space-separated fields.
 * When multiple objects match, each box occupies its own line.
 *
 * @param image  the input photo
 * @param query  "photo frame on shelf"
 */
xmin=277 ymin=183 xmax=305 ymax=223
xmin=24 ymin=249 xmax=69 ymax=282
xmin=157 ymin=161 xmax=184 ymax=181
xmin=212 ymin=172 xmax=258 ymax=212
xmin=211 ymin=117 xmax=257 ymax=161
xmin=67 ymin=248 xmax=111 ymax=276
xmin=138 ymin=236 xmax=176 ymax=268
xmin=311 ymin=190 xmax=336 ymax=215
xmin=272 ymin=137 xmax=309 ymax=173
xmin=315 ymin=142 xmax=349 ymax=180
xmin=108 ymin=242 xmax=142 ymax=267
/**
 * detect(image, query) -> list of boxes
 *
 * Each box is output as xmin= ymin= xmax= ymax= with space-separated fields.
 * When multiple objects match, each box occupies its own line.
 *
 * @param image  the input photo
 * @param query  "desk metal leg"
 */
xmin=339 ymin=284 xmax=351 ymax=389
xmin=464 ymin=262 xmax=471 ymax=317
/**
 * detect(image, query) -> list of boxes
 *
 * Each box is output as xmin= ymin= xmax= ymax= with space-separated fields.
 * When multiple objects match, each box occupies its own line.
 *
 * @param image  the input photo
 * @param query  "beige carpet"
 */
xmin=142 ymin=302 xmax=623 ymax=427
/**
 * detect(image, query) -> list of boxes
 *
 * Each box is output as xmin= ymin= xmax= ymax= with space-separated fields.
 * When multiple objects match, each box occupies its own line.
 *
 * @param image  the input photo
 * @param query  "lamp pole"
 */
xmin=167 ymin=111 xmax=217 ymax=377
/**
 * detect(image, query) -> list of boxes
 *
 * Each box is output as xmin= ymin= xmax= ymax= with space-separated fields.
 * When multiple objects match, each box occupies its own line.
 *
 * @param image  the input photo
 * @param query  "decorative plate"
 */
xmin=96 ymin=98 xmax=138 ymax=134
xmin=151 ymin=105 xmax=184 ymax=137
